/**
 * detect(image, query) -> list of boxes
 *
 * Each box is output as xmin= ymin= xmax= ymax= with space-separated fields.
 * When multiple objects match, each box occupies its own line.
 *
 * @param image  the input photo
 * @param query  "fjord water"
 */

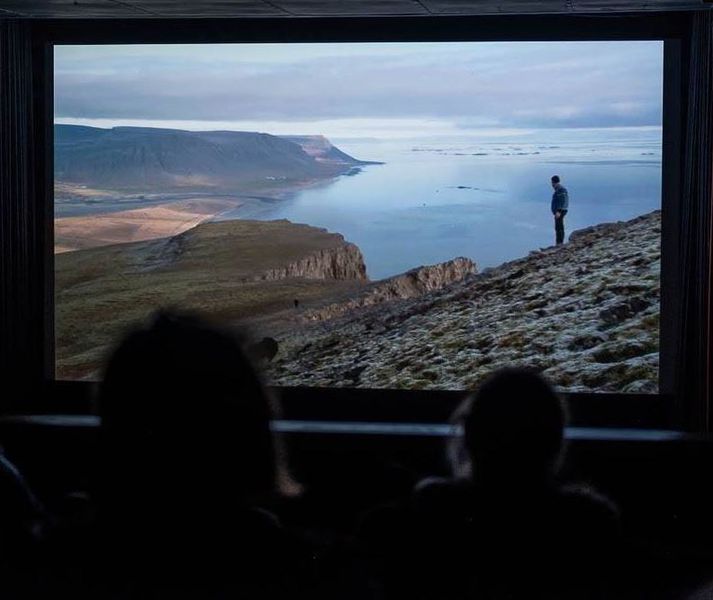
xmin=231 ymin=128 xmax=662 ymax=280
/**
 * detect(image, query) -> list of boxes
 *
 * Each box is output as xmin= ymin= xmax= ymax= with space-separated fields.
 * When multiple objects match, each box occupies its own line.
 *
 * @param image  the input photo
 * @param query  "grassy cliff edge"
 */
xmin=268 ymin=211 xmax=661 ymax=393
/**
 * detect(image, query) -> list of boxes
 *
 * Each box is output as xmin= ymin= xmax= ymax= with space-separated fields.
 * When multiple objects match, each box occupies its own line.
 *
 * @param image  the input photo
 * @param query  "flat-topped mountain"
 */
xmin=54 ymin=124 xmax=370 ymax=192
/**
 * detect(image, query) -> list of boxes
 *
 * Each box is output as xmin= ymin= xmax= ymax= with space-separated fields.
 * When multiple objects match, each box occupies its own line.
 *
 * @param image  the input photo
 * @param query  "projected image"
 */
xmin=54 ymin=42 xmax=662 ymax=392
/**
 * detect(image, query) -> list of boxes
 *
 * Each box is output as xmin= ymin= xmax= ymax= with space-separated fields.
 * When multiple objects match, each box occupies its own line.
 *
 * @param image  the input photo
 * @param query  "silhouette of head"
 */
xmin=551 ymin=175 xmax=560 ymax=188
xmin=98 ymin=311 xmax=281 ymax=517
xmin=248 ymin=336 xmax=279 ymax=363
xmin=462 ymin=368 xmax=566 ymax=485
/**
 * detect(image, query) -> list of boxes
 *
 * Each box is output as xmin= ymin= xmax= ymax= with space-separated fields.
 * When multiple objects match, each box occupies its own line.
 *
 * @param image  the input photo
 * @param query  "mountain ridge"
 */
xmin=54 ymin=124 xmax=374 ymax=192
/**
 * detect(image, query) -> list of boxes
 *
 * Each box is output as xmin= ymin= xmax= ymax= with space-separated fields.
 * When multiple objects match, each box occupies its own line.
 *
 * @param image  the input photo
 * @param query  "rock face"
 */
xmin=258 ymin=242 xmax=368 ymax=282
xmin=305 ymin=257 xmax=476 ymax=321
xmin=267 ymin=211 xmax=661 ymax=394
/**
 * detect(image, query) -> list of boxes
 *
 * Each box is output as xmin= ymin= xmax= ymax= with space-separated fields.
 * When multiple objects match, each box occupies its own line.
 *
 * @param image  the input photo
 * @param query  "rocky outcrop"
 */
xmin=257 ymin=242 xmax=368 ymax=282
xmin=304 ymin=257 xmax=476 ymax=321
xmin=267 ymin=211 xmax=661 ymax=394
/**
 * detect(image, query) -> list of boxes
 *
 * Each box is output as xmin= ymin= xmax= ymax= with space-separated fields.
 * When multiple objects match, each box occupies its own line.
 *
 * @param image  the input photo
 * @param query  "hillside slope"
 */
xmin=268 ymin=211 xmax=661 ymax=393
xmin=55 ymin=219 xmax=369 ymax=379
xmin=54 ymin=125 xmax=368 ymax=191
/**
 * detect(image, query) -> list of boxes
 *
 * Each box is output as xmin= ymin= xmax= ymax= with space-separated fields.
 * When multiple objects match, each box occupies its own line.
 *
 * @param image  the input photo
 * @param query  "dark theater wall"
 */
xmin=0 ymin=19 xmax=52 ymax=404
xmin=676 ymin=11 xmax=713 ymax=432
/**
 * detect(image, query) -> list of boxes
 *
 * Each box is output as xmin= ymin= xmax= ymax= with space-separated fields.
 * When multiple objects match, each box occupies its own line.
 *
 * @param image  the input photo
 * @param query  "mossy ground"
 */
xmin=268 ymin=211 xmax=662 ymax=393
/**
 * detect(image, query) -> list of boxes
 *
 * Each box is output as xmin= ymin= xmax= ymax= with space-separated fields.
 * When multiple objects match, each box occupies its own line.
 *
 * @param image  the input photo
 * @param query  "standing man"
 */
xmin=550 ymin=175 xmax=569 ymax=245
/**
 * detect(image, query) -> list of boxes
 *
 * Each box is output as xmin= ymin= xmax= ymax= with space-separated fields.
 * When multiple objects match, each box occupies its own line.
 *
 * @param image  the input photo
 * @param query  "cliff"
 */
xmin=55 ymin=218 xmax=369 ymax=379
xmin=258 ymin=243 xmax=368 ymax=282
xmin=268 ymin=211 xmax=661 ymax=393
xmin=304 ymin=257 xmax=475 ymax=321
xmin=56 ymin=209 xmax=662 ymax=392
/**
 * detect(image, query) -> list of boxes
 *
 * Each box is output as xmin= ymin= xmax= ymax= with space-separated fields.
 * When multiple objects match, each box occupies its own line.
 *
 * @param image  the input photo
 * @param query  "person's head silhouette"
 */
xmin=461 ymin=368 xmax=567 ymax=486
xmin=98 ymin=311 xmax=287 ymax=521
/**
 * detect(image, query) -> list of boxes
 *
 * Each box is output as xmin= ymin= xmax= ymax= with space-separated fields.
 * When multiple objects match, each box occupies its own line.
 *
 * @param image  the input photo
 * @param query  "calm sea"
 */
xmin=234 ymin=128 xmax=662 ymax=280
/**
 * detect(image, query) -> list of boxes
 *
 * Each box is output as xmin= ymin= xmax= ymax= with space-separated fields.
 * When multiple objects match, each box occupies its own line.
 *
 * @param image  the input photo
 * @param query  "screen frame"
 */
xmin=30 ymin=12 xmax=688 ymax=427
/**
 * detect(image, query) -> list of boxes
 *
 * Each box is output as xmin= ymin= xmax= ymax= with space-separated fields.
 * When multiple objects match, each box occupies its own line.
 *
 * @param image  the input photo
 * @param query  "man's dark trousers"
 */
xmin=555 ymin=209 xmax=567 ymax=245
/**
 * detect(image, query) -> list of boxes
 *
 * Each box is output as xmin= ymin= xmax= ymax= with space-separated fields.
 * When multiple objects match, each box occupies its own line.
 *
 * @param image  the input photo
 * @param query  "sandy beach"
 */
xmin=54 ymin=197 xmax=243 ymax=253
xmin=53 ymin=175 xmax=339 ymax=254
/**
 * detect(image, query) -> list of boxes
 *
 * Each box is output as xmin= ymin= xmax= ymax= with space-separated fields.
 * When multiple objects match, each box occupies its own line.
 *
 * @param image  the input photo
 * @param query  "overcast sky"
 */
xmin=54 ymin=41 xmax=663 ymax=139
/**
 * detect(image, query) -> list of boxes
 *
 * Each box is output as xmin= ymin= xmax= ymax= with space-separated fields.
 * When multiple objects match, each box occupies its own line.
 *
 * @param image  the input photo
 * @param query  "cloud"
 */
xmin=54 ymin=41 xmax=663 ymax=132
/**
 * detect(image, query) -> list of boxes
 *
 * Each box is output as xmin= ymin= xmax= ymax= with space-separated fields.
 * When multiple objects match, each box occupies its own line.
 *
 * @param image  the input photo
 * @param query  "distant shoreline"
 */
xmin=53 ymin=123 xmax=384 ymax=251
xmin=53 ymin=170 xmax=363 ymax=253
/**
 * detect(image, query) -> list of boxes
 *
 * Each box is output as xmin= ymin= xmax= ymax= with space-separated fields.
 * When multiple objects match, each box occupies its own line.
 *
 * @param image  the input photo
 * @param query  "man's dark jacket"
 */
xmin=551 ymin=185 xmax=569 ymax=214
